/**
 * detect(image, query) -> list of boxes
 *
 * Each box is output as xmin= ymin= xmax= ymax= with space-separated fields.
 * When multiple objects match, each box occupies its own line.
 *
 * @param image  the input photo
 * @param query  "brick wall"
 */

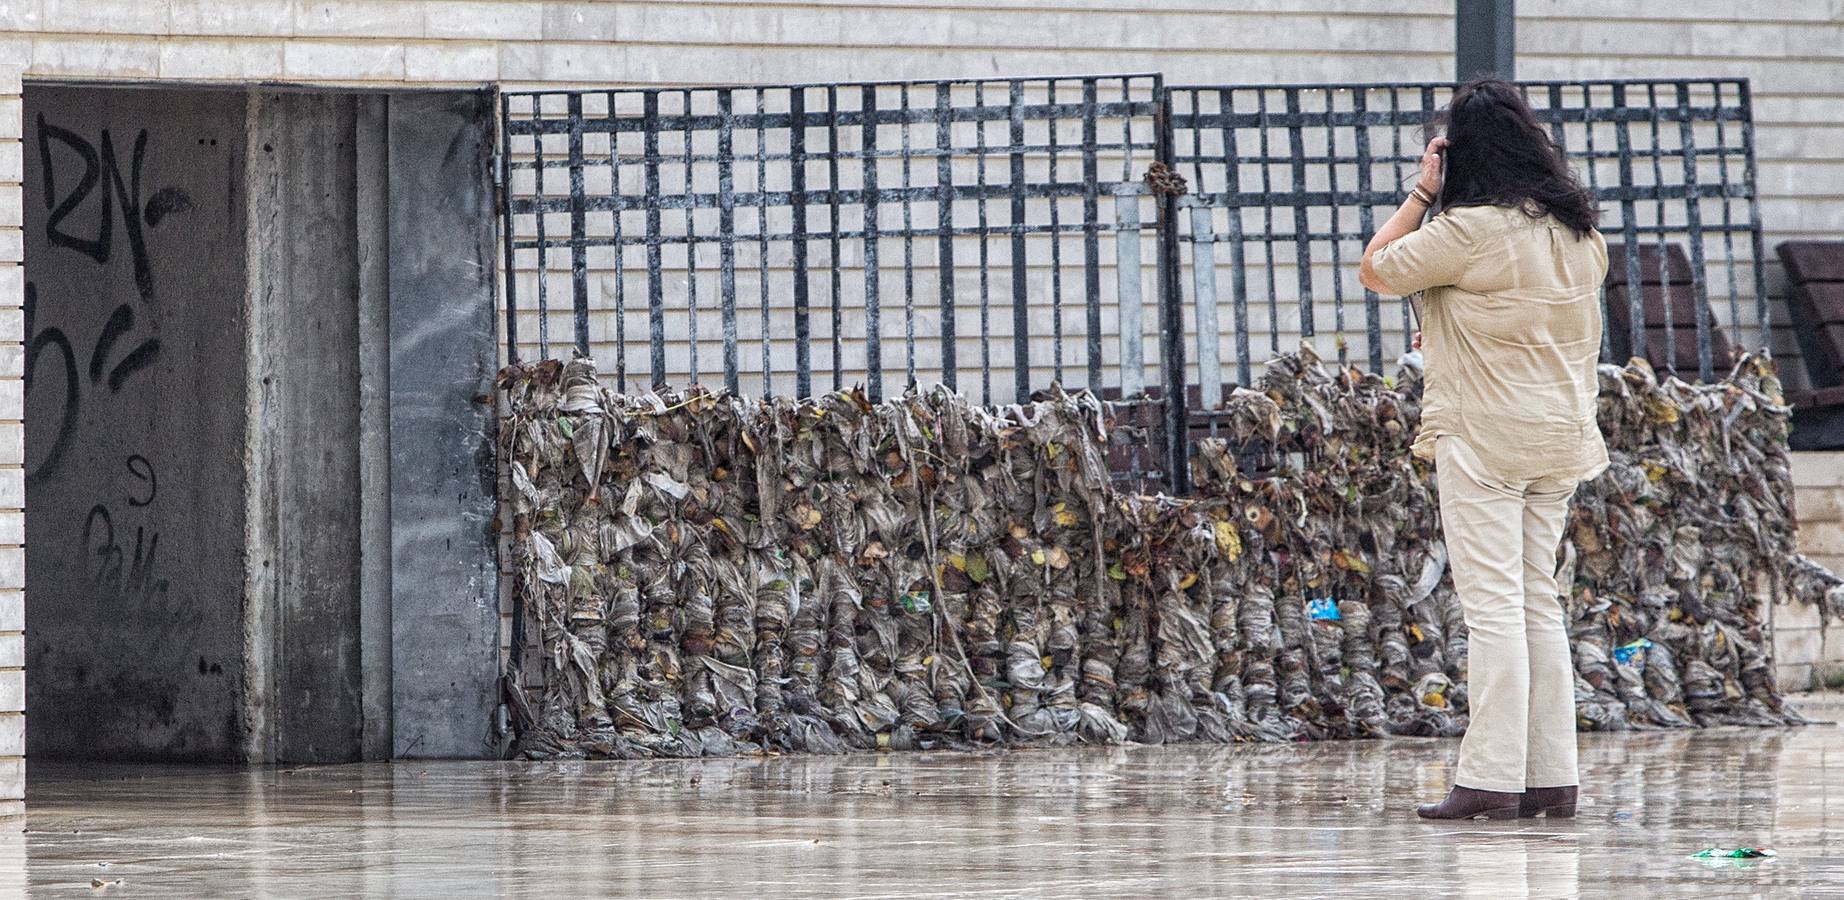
xmin=1784 ymin=452 xmax=1844 ymax=692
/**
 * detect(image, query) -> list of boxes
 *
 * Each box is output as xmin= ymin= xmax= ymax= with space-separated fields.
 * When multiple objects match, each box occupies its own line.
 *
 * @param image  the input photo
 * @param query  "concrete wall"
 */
xmin=384 ymin=91 xmax=501 ymax=759
xmin=246 ymin=91 xmax=370 ymax=764
xmin=23 ymin=86 xmax=250 ymax=761
xmin=19 ymin=84 xmax=497 ymax=768
xmin=1785 ymin=451 xmax=1844 ymax=692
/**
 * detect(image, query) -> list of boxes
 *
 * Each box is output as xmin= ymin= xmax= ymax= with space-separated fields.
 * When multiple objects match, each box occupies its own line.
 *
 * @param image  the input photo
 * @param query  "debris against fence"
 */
xmin=499 ymin=349 xmax=1840 ymax=759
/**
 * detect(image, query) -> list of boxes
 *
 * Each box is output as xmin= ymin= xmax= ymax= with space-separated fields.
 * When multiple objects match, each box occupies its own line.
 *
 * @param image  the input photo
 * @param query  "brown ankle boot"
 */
xmin=1519 ymin=786 xmax=1577 ymax=818
xmin=1416 ymin=786 xmax=1521 ymax=820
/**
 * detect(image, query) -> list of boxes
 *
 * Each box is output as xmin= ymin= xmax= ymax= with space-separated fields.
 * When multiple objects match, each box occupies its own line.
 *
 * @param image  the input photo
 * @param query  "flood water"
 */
xmin=9 ymin=695 xmax=1841 ymax=897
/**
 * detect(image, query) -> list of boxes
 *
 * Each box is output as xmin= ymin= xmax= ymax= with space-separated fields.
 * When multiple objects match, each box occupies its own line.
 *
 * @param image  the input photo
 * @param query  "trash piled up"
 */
xmin=499 ymin=348 xmax=1839 ymax=759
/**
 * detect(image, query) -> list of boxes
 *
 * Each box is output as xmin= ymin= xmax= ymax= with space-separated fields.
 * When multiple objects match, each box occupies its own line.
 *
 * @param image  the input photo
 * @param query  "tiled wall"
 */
xmin=1785 ymin=452 xmax=1844 ymax=692
xmin=1 ymin=54 xmax=21 ymax=815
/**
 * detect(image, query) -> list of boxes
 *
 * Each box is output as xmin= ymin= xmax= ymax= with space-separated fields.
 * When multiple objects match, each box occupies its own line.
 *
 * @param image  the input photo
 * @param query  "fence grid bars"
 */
xmin=500 ymin=75 xmax=1769 ymax=494
xmin=1165 ymin=77 xmax=1768 ymax=393
xmin=500 ymin=74 xmax=1167 ymax=410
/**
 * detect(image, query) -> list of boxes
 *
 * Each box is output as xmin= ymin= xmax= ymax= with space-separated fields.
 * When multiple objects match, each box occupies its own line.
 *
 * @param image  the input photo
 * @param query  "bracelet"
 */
xmin=1408 ymin=186 xmax=1435 ymax=207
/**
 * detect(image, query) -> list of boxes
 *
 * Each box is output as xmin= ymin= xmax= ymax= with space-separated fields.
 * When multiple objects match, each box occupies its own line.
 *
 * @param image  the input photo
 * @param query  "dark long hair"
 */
xmin=1431 ymin=78 xmax=1600 ymax=238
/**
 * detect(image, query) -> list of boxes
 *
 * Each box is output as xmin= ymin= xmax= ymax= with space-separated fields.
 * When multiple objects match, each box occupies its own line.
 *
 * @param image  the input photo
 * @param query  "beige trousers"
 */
xmin=1435 ymin=434 xmax=1580 ymax=793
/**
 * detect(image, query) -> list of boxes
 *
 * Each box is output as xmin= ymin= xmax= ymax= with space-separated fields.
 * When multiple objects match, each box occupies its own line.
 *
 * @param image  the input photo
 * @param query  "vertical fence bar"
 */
xmin=1220 ymin=89 xmax=1252 ymax=386
xmin=1008 ymin=80 xmax=1031 ymax=403
xmin=828 ymin=87 xmax=844 ymax=391
xmin=1647 ymin=83 xmax=1674 ymax=376
xmin=755 ymin=90 xmax=773 ymax=395
xmin=1612 ymin=84 xmax=1645 ymax=364
xmin=499 ymin=93 xmax=520 ymax=365
xmin=1183 ymin=91 xmax=1222 ymax=406
xmin=1391 ymin=87 xmax=1410 ymax=352
xmin=1739 ymin=78 xmax=1770 ymax=351
xmin=790 ymin=87 xmax=812 ymax=397
xmin=1353 ymin=88 xmax=1381 ymax=371
xmin=567 ymin=93 xmax=590 ymax=356
xmin=975 ymin=82 xmax=993 ymax=403
xmin=861 ymin=84 xmax=884 ymax=400
xmin=682 ymin=91 xmax=701 ymax=385
xmin=1286 ymin=88 xmax=1314 ymax=341
xmin=900 ymin=84 xmax=918 ymax=387
xmin=1713 ymin=81 xmax=1742 ymax=350
xmin=1155 ymin=79 xmax=1191 ymax=495
xmin=1048 ymin=79 xmax=1066 ymax=382
xmin=1258 ymin=90 xmax=1279 ymax=354
xmin=1081 ymin=78 xmax=1103 ymax=391
xmin=1321 ymin=88 xmax=1346 ymax=362
xmin=1676 ymin=82 xmax=1713 ymax=381
xmin=641 ymin=92 xmax=666 ymax=384
xmin=935 ymin=82 xmax=958 ymax=391
xmin=531 ymin=97 xmax=551 ymax=360
xmin=607 ymin=91 xmax=628 ymax=391
xmin=1582 ymin=83 xmax=1612 ymax=363
xmin=717 ymin=89 xmax=740 ymax=394
xmin=1546 ymin=84 xmax=1566 ymax=149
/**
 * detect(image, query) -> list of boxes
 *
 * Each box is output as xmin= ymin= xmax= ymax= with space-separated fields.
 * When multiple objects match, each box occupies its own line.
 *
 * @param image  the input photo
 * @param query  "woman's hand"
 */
xmin=1418 ymin=136 xmax=1449 ymax=195
xmin=1413 ymin=331 xmax=1423 ymax=350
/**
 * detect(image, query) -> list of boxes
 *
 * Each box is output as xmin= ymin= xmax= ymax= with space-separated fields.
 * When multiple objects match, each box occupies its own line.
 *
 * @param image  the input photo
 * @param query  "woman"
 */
xmin=1357 ymin=79 xmax=1609 ymax=821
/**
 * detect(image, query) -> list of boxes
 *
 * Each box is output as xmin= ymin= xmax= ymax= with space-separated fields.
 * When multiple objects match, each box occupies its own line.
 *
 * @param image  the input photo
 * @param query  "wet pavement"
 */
xmin=6 ymin=694 xmax=1841 ymax=898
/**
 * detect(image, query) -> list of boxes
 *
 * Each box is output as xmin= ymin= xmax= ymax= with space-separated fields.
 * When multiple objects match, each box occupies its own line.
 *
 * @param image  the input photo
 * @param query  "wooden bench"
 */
xmin=1603 ymin=243 xmax=1736 ymax=375
xmin=1775 ymin=241 xmax=1844 ymax=450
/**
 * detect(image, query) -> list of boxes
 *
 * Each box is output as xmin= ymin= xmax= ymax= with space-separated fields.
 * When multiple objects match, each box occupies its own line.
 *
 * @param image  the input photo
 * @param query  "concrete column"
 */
xmin=385 ymin=91 xmax=501 ymax=759
xmin=1456 ymin=0 xmax=1515 ymax=81
xmin=247 ymin=91 xmax=367 ymax=764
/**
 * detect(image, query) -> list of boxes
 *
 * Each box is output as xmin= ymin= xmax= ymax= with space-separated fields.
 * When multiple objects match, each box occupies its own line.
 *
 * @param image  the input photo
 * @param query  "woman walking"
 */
xmin=1357 ymin=78 xmax=1609 ymax=821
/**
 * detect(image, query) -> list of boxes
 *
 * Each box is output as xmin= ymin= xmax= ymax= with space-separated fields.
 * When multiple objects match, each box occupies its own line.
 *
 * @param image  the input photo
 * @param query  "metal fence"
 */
xmin=1165 ymin=77 xmax=1767 ymax=401
xmin=499 ymin=75 xmax=1769 ymax=495
xmin=500 ymin=74 xmax=1176 ymax=409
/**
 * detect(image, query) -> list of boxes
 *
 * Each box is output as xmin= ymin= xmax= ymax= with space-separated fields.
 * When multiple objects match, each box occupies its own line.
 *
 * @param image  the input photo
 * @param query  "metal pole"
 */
xmin=1455 ymin=0 xmax=1516 ymax=81
xmin=1154 ymin=81 xmax=1191 ymax=495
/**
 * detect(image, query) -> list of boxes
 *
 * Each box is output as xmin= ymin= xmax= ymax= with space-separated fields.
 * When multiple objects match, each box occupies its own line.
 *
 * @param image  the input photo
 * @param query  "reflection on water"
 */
xmin=3 ymin=696 xmax=1839 ymax=897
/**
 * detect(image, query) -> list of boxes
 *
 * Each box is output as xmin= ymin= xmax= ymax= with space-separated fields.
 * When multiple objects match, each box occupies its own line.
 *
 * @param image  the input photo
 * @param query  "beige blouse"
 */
xmin=1370 ymin=203 xmax=1611 ymax=485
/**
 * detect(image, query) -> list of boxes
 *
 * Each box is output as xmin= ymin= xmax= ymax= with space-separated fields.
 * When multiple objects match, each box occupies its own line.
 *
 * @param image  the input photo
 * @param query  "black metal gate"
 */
xmin=1164 ymin=77 xmax=1768 ymax=402
xmin=499 ymin=75 xmax=1770 ymax=495
xmin=499 ymin=75 xmax=1173 ymax=403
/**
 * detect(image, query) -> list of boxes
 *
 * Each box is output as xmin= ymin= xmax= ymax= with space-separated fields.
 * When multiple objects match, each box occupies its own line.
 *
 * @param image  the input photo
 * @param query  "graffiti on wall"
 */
xmin=25 ymin=114 xmax=190 ymax=607
xmin=25 ymin=115 xmax=188 ymax=483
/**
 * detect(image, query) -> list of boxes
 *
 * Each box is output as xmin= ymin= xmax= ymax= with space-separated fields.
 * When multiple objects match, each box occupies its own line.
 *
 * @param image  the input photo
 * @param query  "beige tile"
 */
xmin=31 ymin=36 xmax=163 ymax=79
xmin=0 ymin=758 xmax=21 ymax=803
xmin=283 ymin=40 xmax=405 ymax=81
xmin=0 ymin=547 xmax=18 ymax=592
xmin=40 ymin=0 xmax=169 ymax=34
xmin=294 ymin=0 xmax=423 ymax=38
xmin=1774 ymin=626 xmax=1822 ymax=669
xmin=541 ymin=2 xmax=619 ymax=42
xmin=0 ymin=714 xmax=20 ymax=758
xmin=404 ymin=42 xmax=498 ymax=83
xmin=425 ymin=1 xmax=541 ymax=40
xmin=171 ymin=0 xmax=292 ymax=36
xmin=159 ymin=38 xmax=287 ymax=81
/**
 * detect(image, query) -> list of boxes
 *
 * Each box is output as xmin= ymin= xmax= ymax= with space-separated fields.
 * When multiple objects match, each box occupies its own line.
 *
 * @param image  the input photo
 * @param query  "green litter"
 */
xmin=1691 ymin=848 xmax=1775 ymax=860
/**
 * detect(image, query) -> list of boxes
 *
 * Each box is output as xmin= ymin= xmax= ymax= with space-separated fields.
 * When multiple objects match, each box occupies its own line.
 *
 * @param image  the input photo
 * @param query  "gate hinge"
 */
xmin=491 ymin=153 xmax=505 ymax=214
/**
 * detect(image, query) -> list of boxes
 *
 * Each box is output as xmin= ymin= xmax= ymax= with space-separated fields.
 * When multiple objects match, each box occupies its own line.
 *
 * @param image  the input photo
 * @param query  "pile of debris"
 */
xmin=499 ymin=349 xmax=1840 ymax=759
